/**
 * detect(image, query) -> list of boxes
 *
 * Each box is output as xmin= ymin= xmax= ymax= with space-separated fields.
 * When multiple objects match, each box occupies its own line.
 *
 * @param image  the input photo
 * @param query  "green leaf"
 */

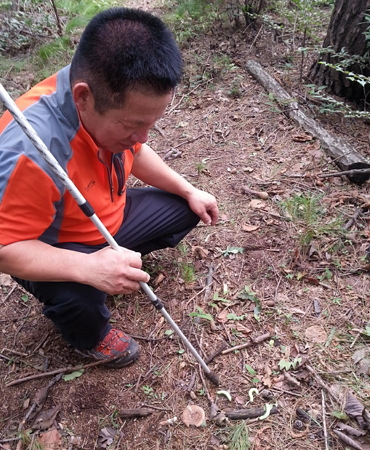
xmin=222 ymin=246 xmax=244 ymax=256
xmin=253 ymin=298 xmax=262 ymax=321
xmin=331 ymin=411 xmax=349 ymax=420
xmin=245 ymin=364 xmax=256 ymax=375
xmin=21 ymin=294 xmax=29 ymax=302
xmin=63 ymin=369 xmax=84 ymax=381
xmin=178 ymin=349 xmax=185 ymax=354
xmin=227 ymin=313 xmax=246 ymax=321
xmin=189 ymin=307 xmax=213 ymax=321
xmin=237 ymin=286 xmax=258 ymax=302
xmin=278 ymin=359 xmax=291 ymax=371
xmin=164 ymin=329 xmax=174 ymax=336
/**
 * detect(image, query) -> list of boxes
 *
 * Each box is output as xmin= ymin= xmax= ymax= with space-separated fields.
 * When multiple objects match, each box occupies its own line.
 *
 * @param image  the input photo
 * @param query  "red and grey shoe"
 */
xmin=76 ymin=328 xmax=140 ymax=368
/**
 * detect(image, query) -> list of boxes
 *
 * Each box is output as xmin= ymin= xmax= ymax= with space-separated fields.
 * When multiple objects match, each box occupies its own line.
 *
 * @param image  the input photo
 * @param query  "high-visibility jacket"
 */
xmin=0 ymin=66 xmax=141 ymax=246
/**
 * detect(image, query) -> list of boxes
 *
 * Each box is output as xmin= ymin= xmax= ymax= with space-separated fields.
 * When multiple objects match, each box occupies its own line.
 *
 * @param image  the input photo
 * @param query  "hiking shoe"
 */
xmin=77 ymin=329 xmax=140 ymax=368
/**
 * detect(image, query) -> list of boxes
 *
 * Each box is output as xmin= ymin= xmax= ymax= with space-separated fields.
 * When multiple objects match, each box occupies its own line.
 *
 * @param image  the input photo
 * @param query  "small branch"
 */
xmin=306 ymin=365 xmax=341 ymax=405
xmin=50 ymin=0 xmax=63 ymax=35
xmin=344 ymin=207 xmax=364 ymax=230
xmin=318 ymin=168 xmax=370 ymax=178
xmin=6 ymin=358 xmax=118 ymax=387
xmin=221 ymin=332 xmax=271 ymax=355
xmin=163 ymin=134 xmax=205 ymax=160
xmin=321 ymin=390 xmax=329 ymax=450
xmin=204 ymin=264 xmax=214 ymax=303
xmin=118 ymin=408 xmax=153 ymax=419
xmin=1 ymin=284 xmax=17 ymax=304
xmin=205 ymin=342 xmax=229 ymax=364
xmin=140 ymin=403 xmax=173 ymax=412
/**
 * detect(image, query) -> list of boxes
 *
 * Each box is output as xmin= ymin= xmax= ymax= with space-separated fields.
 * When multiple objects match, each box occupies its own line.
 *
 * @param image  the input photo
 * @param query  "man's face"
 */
xmin=76 ymin=87 xmax=172 ymax=153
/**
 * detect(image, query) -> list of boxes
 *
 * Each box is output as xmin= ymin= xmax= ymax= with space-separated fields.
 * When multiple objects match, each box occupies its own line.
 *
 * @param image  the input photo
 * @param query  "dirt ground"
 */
xmin=0 ymin=1 xmax=370 ymax=450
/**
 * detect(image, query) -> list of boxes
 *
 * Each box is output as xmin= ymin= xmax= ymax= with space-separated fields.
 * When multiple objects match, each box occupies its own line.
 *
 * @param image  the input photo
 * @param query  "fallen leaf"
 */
xmin=345 ymin=393 xmax=369 ymax=429
xmin=217 ymin=309 xmax=229 ymax=323
xmin=352 ymin=348 xmax=370 ymax=375
xmin=98 ymin=427 xmax=118 ymax=449
xmin=249 ymin=199 xmax=266 ymax=209
xmin=0 ymin=273 xmax=13 ymax=286
xmin=38 ymin=429 xmax=63 ymax=449
xmin=333 ymin=429 xmax=363 ymax=450
xmin=192 ymin=246 xmax=209 ymax=259
xmin=242 ymin=224 xmax=260 ymax=232
xmin=305 ymin=326 xmax=327 ymax=343
xmin=153 ymin=272 xmax=165 ymax=285
xmin=234 ymin=323 xmax=252 ymax=334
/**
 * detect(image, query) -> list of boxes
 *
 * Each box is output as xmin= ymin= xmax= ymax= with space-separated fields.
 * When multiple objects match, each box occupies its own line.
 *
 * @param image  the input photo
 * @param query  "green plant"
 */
xmin=222 ymin=246 xmax=244 ymax=257
xmin=280 ymin=193 xmax=342 ymax=248
xmin=278 ymin=356 xmax=302 ymax=371
xmin=142 ymin=385 xmax=155 ymax=398
xmin=179 ymin=260 xmax=196 ymax=283
xmin=227 ymin=421 xmax=251 ymax=450
xmin=189 ymin=306 xmax=213 ymax=321
xmin=196 ymin=160 xmax=206 ymax=175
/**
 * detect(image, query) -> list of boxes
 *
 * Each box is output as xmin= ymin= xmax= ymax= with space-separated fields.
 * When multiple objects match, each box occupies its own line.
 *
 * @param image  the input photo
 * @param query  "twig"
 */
xmin=1 ymin=284 xmax=17 ymax=304
xmin=154 ymin=123 xmax=166 ymax=137
xmin=306 ymin=365 xmax=340 ymax=405
xmin=50 ymin=0 xmax=63 ymax=35
xmin=318 ymin=168 xmax=370 ymax=178
xmin=205 ymin=342 xmax=229 ymax=364
xmin=130 ymin=335 xmax=169 ymax=342
xmin=198 ymin=366 xmax=213 ymax=404
xmin=1 ymin=347 xmax=28 ymax=357
xmin=221 ymin=332 xmax=271 ymax=355
xmin=321 ymin=390 xmax=329 ymax=450
xmin=17 ymin=373 xmax=62 ymax=433
xmin=271 ymin=387 xmax=302 ymax=397
xmin=344 ymin=207 xmax=364 ymax=230
xmin=185 ymin=285 xmax=208 ymax=307
xmin=162 ymin=134 xmax=205 ymax=159
xmin=6 ymin=358 xmax=118 ymax=387
xmin=204 ymin=264 xmax=214 ymax=303
xmin=350 ymin=331 xmax=362 ymax=349
xmin=140 ymin=403 xmax=173 ymax=412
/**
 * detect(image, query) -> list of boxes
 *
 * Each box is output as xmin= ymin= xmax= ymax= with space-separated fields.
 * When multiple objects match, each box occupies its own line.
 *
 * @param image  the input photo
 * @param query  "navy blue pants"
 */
xmin=15 ymin=188 xmax=200 ymax=350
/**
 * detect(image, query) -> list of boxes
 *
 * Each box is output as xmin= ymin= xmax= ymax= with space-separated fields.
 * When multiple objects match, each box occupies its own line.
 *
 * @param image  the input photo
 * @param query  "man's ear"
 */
xmin=72 ymin=82 xmax=93 ymax=112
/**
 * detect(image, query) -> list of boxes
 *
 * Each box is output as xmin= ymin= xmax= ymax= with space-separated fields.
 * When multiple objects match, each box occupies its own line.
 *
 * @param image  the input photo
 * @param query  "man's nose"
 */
xmin=131 ymin=128 xmax=150 ymax=144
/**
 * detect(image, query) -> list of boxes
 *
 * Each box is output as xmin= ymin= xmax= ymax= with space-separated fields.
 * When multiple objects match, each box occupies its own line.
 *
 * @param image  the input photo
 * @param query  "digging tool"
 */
xmin=0 ymin=83 xmax=220 ymax=386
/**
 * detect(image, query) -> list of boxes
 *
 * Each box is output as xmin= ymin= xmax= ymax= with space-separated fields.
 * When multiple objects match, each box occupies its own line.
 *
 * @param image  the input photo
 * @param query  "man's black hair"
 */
xmin=70 ymin=8 xmax=182 ymax=113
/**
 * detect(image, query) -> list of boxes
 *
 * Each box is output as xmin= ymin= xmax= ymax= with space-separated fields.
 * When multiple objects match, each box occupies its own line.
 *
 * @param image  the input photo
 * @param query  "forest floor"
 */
xmin=0 ymin=1 xmax=370 ymax=449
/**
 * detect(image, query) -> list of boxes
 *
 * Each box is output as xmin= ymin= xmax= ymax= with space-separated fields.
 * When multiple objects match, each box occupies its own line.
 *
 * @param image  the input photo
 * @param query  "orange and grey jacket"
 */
xmin=0 ymin=65 xmax=141 ymax=246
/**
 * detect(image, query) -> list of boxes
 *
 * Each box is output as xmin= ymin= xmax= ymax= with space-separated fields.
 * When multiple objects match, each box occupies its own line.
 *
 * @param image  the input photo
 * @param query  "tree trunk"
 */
xmin=308 ymin=0 xmax=370 ymax=105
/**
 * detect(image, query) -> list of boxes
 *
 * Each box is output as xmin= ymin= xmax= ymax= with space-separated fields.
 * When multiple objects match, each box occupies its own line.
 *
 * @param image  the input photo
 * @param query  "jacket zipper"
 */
xmin=98 ymin=151 xmax=126 ymax=202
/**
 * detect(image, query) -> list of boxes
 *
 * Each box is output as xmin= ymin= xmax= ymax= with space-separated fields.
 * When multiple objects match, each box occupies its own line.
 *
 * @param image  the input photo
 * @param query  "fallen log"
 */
xmin=245 ymin=59 xmax=370 ymax=184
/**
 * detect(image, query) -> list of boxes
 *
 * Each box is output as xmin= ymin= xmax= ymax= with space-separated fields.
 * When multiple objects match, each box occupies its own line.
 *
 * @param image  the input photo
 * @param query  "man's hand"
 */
xmin=0 ymin=240 xmax=150 ymax=296
xmin=86 ymin=246 xmax=150 ymax=295
xmin=186 ymin=188 xmax=219 ymax=226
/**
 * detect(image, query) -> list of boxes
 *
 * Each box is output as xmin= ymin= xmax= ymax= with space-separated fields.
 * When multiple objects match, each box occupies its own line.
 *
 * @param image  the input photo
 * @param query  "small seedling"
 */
xmin=278 ymin=357 xmax=302 ymax=371
xmin=227 ymin=421 xmax=251 ymax=450
xmin=189 ymin=306 xmax=213 ymax=321
xmin=222 ymin=246 xmax=244 ymax=257
xmin=142 ymin=385 xmax=155 ymax=398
